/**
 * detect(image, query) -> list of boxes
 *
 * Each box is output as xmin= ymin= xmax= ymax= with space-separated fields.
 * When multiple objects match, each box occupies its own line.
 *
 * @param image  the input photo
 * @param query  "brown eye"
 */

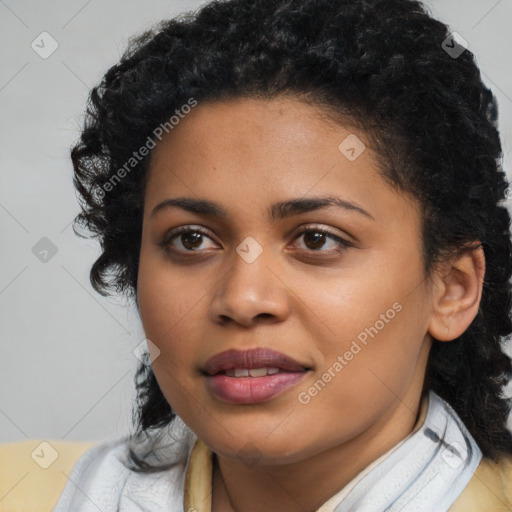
xmin=303 ymin=231 xmax=328 ymax=250
xmin=293 ymin=226 xmax=352 ymax=253
xmin=179 ymin=232 xmax=203 ymax=250
xmin=163 ymin=226 xmax=218 ymax=252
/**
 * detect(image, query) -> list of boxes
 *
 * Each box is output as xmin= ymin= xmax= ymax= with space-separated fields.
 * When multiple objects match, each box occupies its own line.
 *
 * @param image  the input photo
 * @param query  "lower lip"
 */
xmin=205 ymin=372 xmax=308 ymax=404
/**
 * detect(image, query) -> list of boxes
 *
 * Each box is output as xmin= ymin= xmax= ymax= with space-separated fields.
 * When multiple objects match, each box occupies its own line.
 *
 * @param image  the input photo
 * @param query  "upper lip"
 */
xmin=202 ymin=348 xmax=309 ymax=376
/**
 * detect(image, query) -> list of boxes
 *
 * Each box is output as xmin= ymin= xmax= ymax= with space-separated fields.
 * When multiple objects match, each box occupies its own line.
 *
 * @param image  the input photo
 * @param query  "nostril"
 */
xmin=255 ymin=313 xmax=273 ymax=320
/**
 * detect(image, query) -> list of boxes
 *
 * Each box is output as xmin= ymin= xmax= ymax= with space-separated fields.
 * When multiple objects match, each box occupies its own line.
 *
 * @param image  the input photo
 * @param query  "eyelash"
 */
xmin=161 ymin=224 xmax=353 ymax=256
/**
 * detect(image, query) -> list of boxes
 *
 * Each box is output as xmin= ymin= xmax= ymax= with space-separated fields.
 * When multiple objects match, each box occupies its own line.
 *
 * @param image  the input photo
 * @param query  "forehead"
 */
xmin=151 ymin=96 xmax=353 ymax=158
xmin=145 ymin=96 xmax=419 ymax=229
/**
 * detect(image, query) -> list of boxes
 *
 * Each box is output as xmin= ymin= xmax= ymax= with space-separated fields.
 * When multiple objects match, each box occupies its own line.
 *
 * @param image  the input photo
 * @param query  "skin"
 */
xmin=136 ymin=96 xmax=484 ymax=512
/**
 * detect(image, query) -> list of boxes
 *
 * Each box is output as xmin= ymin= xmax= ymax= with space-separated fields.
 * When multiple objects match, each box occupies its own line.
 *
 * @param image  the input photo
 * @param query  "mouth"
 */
xmin=201 ymin=348 xmax=310 ymax=404
xmin=223 ymin=367 xmax=281 ymax=377
xmin=203 ymin=348 xmax=309 ymax=375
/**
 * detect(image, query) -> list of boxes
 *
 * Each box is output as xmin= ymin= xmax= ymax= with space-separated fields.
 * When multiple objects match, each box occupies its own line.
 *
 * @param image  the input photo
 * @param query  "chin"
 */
xmin=201 ymin=426 xmax=328 ymax=467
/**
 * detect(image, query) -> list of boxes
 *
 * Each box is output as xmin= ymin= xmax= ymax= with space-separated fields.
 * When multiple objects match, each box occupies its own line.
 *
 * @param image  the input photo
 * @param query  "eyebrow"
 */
xmin=150 ymin=195 xmax=374 ymax=221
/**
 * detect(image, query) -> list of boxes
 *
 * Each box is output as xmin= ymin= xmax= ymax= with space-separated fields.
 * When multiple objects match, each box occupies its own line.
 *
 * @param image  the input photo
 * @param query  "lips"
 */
xmin=202 ymin=348 xmax=310 ymax=404
xmin=202 ymin=348 xmax=308 ymax=375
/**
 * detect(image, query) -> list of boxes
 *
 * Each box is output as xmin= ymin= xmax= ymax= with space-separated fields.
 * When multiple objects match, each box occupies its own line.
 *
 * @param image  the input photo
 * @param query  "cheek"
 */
xmin=290 ymin=309 xmax=429 ymax=452
xmin=136 ymin=258 xmax=206 ymax=418
xmin=301 ymin=258 xmax=431 ymax=396
xmin=136 ymin=259 xmax=204 ymax=398
xmin=137 ymin=247 xmax=202 ymax=337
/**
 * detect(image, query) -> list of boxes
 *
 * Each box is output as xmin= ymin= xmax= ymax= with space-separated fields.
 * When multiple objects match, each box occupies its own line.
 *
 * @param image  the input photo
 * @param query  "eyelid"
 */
xmin=288 ymin=223 xmax=355 ymax=243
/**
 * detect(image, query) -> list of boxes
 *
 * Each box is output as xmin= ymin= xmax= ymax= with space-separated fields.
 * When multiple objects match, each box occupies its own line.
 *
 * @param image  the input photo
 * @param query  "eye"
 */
xmin=162 ymin=226 xmax=218 ymax=252
xmin=291 ymin=225 xmax=352 ymax=254
xmin=161 ymin=224 xmax=352 ymax=256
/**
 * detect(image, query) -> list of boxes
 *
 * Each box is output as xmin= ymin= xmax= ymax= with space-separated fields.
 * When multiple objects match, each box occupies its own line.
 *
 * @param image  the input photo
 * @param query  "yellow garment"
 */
xmin=0 ymin=439 xmax=95 ymax=512
xmin=450 ymin=455 xmax=512 ymax=511
xmin=0 ymin=437 xmax=510 ymax=511
xmin=183 ymin=438 xmax=512 ymax=512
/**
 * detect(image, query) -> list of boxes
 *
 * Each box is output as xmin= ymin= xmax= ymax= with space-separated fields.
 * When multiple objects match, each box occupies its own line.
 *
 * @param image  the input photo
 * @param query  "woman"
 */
xmin=3 ymin=0 xmax=512 ymax=510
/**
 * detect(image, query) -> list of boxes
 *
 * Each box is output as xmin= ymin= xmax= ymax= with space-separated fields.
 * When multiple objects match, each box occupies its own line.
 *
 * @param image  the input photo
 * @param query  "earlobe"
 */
xmin=428 ymin=244 xmax=485 ymax=342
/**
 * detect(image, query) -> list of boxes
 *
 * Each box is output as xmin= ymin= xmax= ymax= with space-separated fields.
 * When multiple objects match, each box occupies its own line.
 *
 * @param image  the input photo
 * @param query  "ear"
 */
xmin=428 ymin=244 xmax=485 ymax=342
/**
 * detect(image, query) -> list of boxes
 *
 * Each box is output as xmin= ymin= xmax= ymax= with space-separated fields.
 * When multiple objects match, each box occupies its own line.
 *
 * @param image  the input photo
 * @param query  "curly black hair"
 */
xmin=71 ymin=0 xmax=512 ymax=469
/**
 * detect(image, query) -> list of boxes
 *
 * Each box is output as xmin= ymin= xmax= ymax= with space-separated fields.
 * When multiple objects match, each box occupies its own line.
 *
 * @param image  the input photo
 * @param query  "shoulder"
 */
xmin=449 ymin=454 xmax=512 ymax=511
xmin=52 ymin=433 xmax=134 ymax=510
xmin=0 ymin=438 xmax=97 ymax=512
xmin=51 ymin=430 xmax=195 ymax=512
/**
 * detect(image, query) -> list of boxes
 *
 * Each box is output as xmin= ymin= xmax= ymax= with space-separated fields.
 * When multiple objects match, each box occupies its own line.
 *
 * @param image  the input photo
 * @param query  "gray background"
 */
xmin=1 ymin=0 xmax=511 ymax=444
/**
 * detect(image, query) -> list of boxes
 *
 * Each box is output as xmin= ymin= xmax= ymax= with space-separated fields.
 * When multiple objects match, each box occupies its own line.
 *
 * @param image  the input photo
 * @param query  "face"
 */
xmin=137 ymin=96 xmax=436 ymax=465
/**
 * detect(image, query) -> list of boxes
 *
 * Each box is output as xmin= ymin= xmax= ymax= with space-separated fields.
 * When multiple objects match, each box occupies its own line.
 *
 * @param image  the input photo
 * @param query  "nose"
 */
xmin=208 ymin=245 xmax=291 ymax=328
